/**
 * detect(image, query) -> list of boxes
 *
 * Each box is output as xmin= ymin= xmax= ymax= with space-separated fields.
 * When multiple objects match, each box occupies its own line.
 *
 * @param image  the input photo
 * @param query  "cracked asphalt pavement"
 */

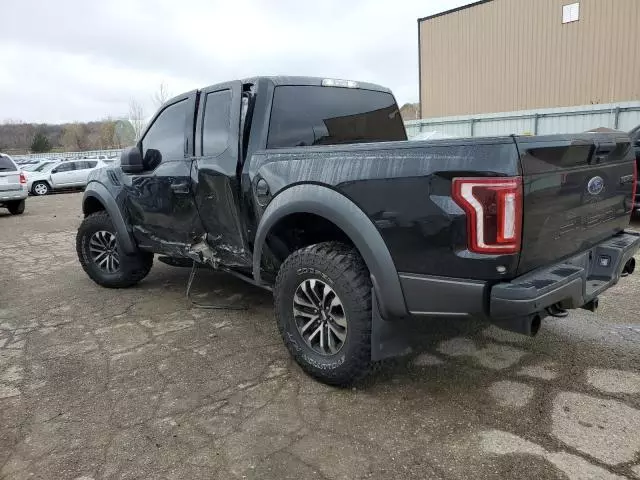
xmin=1 ymin=192 xmax=640 ymax=480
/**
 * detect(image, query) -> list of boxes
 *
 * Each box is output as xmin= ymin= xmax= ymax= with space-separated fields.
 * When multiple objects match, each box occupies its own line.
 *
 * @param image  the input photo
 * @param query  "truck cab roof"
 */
xmin=162 ymin=76 xmax=392 ymax=108
xmin=240 ymin=76 xmax=392 ymax=93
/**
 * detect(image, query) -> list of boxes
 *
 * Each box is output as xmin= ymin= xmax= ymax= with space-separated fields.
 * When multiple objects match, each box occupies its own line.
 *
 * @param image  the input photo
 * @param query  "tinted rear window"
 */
xmin=267 ymin=86 xmax=406 ymax=149
xmin=0 ymin=155 xmax=16 ymax=171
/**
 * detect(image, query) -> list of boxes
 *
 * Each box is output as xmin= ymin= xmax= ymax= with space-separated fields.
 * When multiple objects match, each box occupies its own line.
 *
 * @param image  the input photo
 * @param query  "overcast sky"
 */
xmin=1 ymin=0 xmax=473 ymax=124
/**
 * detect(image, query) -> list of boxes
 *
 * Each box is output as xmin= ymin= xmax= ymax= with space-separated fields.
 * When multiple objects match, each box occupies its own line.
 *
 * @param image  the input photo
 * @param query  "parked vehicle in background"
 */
xmin=27 ymin=159 xmax=107 ymax=196
xmin=631 ymin=125 xmax=640 ymax=216
xmin=0 ymin=153 xmax=27 ymax=215
xmin=75 ymin=76 xmax=639 ymax=385
xmin=20 ymin=160 xmax=57 ymax=172
xmin=15 ymin=158 xmax=40 ymax=166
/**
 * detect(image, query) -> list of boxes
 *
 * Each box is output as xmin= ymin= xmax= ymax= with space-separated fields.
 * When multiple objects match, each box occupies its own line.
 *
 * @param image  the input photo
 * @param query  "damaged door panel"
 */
xmin=192 ymin=80 xmax=252 ymax=269
xmin=125 ymin=91 xmax=205 ymax=254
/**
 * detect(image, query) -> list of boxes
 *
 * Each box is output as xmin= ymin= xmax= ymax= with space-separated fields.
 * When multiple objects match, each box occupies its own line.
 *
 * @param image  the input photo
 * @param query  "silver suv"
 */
xmin=0 ymin=153 xmax=27 ymax=215
xmin=26 ymin=159 xmax=107 ymax=196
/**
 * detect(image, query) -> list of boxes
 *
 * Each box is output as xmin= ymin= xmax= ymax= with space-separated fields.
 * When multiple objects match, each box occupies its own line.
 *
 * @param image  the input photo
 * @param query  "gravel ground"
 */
xmin=1 ymin=192 xmax=640 ymax=480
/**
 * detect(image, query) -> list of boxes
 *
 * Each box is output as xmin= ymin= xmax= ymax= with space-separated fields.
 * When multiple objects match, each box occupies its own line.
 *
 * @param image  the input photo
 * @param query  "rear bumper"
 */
xmin=399 ymin=231 xmax=640 ymax=322
xmin=0 ymin=188 xmax=27 ymax=203
xmin=490 ymin=231 xmax=639 ymax=319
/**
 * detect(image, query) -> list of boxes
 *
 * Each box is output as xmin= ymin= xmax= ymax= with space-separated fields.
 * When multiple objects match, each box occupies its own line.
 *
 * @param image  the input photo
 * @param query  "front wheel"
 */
xmin=76 ymin=211 xmax=153 ymax=288
xmin=274 ymin=242 xmax=373 ymax=386
xmin=7 ymin=200 xmax=25 ymax=215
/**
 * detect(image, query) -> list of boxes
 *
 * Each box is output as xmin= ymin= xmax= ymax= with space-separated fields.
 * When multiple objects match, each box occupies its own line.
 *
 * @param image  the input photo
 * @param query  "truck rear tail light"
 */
xmin=19 ymin=172 xmax=26 ymax=184
xmin=452 ymin=177 xmax=523 ymax=254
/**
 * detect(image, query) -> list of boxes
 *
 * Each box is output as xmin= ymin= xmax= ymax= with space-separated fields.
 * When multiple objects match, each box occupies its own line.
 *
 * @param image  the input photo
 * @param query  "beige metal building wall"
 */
xmin=418 ymin=0 xmax=640 ymax=118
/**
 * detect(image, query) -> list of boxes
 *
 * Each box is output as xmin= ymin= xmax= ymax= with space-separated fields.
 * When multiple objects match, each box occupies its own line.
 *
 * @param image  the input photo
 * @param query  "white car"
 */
xmin=0 ymin=153 xmax=28 ymax=214
xmin=26 ymin=159 xmax=107 ymax=196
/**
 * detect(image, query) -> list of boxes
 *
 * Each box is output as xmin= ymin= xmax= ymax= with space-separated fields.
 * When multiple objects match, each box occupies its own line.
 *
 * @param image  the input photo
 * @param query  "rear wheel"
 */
xmin=32 ymin=181 xmax=49 ymax=196
xmin=7 ymin=200 xmax=25 ymax=215
xmin=76 ymin=211 xmax=153 ymax=288
xmin=274 ymin=242 xmax=373 ymax=386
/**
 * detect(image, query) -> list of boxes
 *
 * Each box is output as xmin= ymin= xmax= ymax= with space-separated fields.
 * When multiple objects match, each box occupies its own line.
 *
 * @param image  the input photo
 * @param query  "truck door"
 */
xmin=124 ymin=92 xmax=203 ymax=253
xmin=192 ymin=81 xmax=251 ymax=268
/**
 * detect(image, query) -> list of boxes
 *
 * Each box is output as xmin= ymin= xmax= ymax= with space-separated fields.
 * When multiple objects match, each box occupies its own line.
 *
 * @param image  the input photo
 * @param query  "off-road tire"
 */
xmin=7 ymin=200 xmax=25 ymax=215
xmin=76 ymin=211 xmax=153 ymax=288
xmin=274 ymin=241 xmax=372 ymax=386
xmin=31 ymin=181 xmax=50 ymax=196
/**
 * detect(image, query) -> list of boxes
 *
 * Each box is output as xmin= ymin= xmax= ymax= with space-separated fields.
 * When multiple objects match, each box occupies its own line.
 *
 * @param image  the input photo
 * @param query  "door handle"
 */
xmin=170 ymin=182 xmax=190 ymax=194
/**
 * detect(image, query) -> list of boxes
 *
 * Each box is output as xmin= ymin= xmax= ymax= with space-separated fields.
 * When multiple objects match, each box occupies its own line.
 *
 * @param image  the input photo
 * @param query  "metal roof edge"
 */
xmin=417 ymin=0 xmax=494 ymax=23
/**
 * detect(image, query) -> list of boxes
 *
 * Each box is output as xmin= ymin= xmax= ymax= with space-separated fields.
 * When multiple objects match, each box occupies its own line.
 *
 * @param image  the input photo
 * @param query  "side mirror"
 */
xmin=143 ymin=148 xmax=162 ymax=171
xmin=51 ymin=169 xmax=58 ymax=174
xmin=120 ymin=146 xmax=144 ymax=174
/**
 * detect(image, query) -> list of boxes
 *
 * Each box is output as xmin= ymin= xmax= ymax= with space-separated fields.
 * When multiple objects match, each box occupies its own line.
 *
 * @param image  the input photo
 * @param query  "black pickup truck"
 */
xmin=630 ymin=124 xmax=640 ymax=215
xmin=76 ymin=76 xmax=639 ymax=385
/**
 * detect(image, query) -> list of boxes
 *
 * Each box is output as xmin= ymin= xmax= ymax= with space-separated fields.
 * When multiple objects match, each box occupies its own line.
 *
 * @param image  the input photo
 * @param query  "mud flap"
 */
xmin=370 ymin=289 xmax=413 ymax=361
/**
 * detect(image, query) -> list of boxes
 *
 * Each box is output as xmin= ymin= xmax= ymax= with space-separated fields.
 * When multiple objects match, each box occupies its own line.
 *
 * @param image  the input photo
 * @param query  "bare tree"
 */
xmin=61 ymin=123 xmax=88 ymax=151
xmin=99 ymin=118 xmax=117 ymax=149
xmin=152 ymin=82 xmax=171 ymax=108
xmin=128 ymin=99 xmax=145 ymax=141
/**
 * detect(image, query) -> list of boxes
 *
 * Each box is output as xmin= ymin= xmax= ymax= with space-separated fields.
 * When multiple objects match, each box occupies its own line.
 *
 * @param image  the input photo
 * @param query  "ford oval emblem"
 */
xmin=587 ymin=176 xmax=604 ymax=195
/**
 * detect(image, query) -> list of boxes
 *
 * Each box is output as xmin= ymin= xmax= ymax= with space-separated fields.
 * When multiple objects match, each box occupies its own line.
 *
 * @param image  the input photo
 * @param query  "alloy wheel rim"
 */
xmin=293 ymin=278 xmax=347 ymax=356
xmin=35 ymin=184 xmax=47 ymax=195
xmin=89 ymin=230 xmax=120 ymax=273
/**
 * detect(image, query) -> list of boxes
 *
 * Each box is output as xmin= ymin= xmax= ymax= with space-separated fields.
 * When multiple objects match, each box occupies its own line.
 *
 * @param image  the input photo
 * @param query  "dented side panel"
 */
xmin=124 ymin=159 xmax=204 ymax=255
xmin=191 ymin=80 xmax=252 ymax=269
xmin=192 ymin=167 xmax=251 ymax=267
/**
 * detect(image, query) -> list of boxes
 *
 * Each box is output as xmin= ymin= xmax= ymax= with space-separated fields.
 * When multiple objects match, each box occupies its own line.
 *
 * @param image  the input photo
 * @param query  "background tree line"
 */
xmin=0 ymin=119 xmax=135 ymax=154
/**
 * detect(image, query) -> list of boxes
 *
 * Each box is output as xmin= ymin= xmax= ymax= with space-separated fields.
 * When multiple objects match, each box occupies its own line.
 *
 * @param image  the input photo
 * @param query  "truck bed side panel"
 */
xmin=250 ymin=139 xmax=521 ymax=281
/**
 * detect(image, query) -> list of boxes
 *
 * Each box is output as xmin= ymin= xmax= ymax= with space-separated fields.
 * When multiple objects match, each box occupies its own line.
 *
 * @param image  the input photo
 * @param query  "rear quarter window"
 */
xmin=267 ymin=86 xmax=406 ymax=149
xmin=202 ymin=89 xmax=232 ymax=156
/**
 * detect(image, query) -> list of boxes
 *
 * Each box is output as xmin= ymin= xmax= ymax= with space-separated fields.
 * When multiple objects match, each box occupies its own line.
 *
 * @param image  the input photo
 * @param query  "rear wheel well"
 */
xmin=83 ymin=196 xmax=106 ymax=216
xmin=263 ymin=213 xmax=355 ymax=278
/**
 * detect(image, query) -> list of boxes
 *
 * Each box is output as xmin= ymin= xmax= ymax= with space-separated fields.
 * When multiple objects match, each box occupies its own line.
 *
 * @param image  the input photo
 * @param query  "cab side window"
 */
xmin=141 ymin=99 xmax=187 ymax=169
xmin=202 ymin=90 xmax=232 ymax=156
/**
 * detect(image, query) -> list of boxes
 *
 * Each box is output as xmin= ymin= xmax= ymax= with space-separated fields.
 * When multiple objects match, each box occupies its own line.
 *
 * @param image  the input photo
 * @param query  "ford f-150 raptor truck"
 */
xmin=76 ymin=76 xmax=639 ymax=385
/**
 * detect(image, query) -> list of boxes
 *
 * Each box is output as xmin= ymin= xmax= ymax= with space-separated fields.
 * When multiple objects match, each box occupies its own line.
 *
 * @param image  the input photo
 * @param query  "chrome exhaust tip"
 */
xmin=581 ymin=298 xmax=599 ymax=312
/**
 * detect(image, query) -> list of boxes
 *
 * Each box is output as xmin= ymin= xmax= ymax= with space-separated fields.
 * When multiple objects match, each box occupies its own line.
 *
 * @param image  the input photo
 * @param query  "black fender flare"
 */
xmin=252 ymin=184 xmax=408 ymax=318
xmin=82 ymin=182 xmax=137 ymax=254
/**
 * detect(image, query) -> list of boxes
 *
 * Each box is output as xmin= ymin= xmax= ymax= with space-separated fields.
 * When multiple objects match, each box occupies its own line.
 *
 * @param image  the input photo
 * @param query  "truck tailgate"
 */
xmin=516 ymin=133 xmax=636 ymax=275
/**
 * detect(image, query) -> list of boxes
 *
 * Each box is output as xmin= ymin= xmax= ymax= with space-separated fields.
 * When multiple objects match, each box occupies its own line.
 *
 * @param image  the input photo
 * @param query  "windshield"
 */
xmin=34 ymin=162 xmax=56 ymax=172
xmin=21 ymin=163 xmax=40 ymax=171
